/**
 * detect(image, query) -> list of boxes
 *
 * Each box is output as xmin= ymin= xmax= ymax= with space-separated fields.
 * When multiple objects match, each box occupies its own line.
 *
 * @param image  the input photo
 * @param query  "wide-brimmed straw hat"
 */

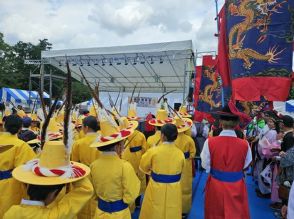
xmin=178 ymin=106 xmax=192 ymax=118
xmin=148 ymin=109 xmax=175 ymax=126
xmin=175 ymin=117 xmax=193 ymax=133
xmin=127 ymin=103 xmax=140 ymax=121
xmin=90 ymin=110 xmax=135 ymax=148
xmin=12 ymin=141 xmax=90 ymax=185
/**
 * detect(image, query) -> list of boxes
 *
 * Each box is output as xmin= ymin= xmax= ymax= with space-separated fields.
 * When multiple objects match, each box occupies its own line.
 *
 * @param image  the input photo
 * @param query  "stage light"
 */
xmin=150 ymin=57 xmax=154 ymax=64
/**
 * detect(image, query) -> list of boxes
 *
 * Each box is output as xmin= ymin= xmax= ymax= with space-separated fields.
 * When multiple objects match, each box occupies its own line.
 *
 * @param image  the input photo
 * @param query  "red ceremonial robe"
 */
xmin=204 ymin=136 xmax=250 ymax=219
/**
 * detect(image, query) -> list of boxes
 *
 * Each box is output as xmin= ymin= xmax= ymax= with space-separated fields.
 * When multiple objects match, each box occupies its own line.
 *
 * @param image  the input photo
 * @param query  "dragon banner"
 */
xmin=221 ymin=0 xmax=294 ymax=101
xmin=196 ymin=55 xmax=222 ymax=113
xmin=193 ymin=65 xmax=202 ymax=108
xmin=236 ymin=96 xmax=272 ymax=117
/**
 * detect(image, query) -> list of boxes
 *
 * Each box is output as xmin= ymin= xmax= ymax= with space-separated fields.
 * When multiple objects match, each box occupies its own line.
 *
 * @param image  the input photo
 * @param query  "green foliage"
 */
xmin=0 ymin=33 xmax=90 ymax=103
xmin=72 ymin=81 xmax=91 ymax=105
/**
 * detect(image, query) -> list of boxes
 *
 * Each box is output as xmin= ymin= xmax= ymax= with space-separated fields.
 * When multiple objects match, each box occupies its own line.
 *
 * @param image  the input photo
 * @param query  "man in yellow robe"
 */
xmin=146 ymin=126 xmax=161 ymax=150
xmin=122 ymin=127 xmax=147 ymax=209
xmin=71 ymin=115 xmax=101 ymax=219
xmin=90 ymin=115 xmax=140 ymax=219
xmin=174 ymin=118 xmax=196 ymax=216
xmin=3 ymin=141 xmax=93 ymax=219
xmin=146 ymin=109 xmax=175 ymax=150
xmin=139 ymin=123 xmax=185 ymax=219
xmin=0 ymin=115 xmax=35 ymax=218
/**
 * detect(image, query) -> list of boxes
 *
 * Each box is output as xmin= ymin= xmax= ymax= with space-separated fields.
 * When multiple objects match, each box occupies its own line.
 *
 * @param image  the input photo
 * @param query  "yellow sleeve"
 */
xmin=50 ymin=177 xmax=94 ymax=219
xmin=122 ymin=162 xmax=140 ymax=204
xmin=15 ymin=142 xmax=36 ymax=166
xmin=188 ymin=136 xmax=196 ymax=158
xmin=139 ymin=148 xmax=155 ymax=175
xmin=3 ymin=206 xmax=18 ymax=219
xmin=71 ymin=141 xmax=80 ymax=162
xmin=141 ymin=134 xmax=147 ymax=154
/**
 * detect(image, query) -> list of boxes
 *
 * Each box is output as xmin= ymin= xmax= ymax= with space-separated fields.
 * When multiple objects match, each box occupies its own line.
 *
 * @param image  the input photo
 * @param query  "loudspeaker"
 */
xmin=174 ymin=103 xmax=181 ymax=111
xmin=188 ymin=87 xmax=194 ymax=102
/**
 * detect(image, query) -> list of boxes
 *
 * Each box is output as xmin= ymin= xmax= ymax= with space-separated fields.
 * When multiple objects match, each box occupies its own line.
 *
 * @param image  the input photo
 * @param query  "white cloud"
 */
xmin=0 ymin=0 xmax=225 ymax=51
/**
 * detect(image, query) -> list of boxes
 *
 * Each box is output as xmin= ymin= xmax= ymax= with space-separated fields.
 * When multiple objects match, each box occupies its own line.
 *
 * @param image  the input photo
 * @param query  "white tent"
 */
xmin=41 ymin=40 xmax=195 ymax=99
xmin=274 ymin=100 xmax=294 ymax=116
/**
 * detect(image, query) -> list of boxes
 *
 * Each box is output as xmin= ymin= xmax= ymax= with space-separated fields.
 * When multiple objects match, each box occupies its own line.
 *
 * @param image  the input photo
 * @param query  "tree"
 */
xmin=0 ymin=33 xmax=91 ymax=103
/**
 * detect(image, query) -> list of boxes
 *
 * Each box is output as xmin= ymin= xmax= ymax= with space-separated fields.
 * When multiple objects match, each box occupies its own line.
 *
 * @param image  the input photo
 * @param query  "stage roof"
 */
xmin=41 ymin=40 xmax=195 ymax=93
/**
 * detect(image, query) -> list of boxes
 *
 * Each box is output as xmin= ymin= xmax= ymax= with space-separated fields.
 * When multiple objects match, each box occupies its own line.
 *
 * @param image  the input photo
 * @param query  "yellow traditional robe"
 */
xmin=0 ymin=133 xmax=35 ymax=218
xmin=71 ymin=133 xmax=100 ymax=166
xmin=3 ymin=177 xmax=94 ymax=219
xmin=122 ymin=130 xmax=147 ymax=195
xmin=146 ymin=131 xmax=161 ymax=150
xmin=175 ymin=133 xmax=196 ymax=213
xmin=139 ymin=142 xmax=185 ymax=219
xmin=71 ymin=133 xmax=101 ymax=219
xmin=90 ymin=152 xmax=140 ymax=219
xmin=184 ymin=127 xmax=192 ymax=137
xmin=74 ymin=129 xmax=85 ymax=141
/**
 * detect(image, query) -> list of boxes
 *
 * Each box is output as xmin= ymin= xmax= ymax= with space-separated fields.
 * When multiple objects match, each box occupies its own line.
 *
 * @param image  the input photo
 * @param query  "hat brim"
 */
xmin=128 ymin=120 xmax=139 ymax=129
xmin=27 ymin=139 xmax=41 ymax=145
xmin=127 ymin=116 xmax=141 ymax=121
xmin=48 ymin=132 xmax=63 ymax=140
xmin=177 ymin=118 xmax=193 ymax=133
xmin=148 ymin=118 xmax=175 ymax=127
xmin=90 ymin=128 xmax=134 ymax=148
xmin=12 ymin=161 xmax=90 ymax=185
xmin=179 ymin=112 xmax=192 ymax=118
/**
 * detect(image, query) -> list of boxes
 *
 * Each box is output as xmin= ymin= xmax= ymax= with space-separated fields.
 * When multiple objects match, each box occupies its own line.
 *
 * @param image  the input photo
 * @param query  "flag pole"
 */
xmin=215 ymin=0 xmax=225 ymax=107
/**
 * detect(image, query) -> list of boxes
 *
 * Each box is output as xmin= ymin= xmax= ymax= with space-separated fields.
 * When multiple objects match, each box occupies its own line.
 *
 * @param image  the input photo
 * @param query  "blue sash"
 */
xmin=0 ymin=170 xmax=12 ymax=180
xmin=210 ymin=168 xmax=243 ymax=183
xmin=151 ymin=171 xmax=181 ymax=183
xmin=184 ymin=152 xmax=190 ymax=159
xmin=130 ymin=146 xmax=142 ymax=153
xmin=98 ymin=197 xmax=128 ymax=213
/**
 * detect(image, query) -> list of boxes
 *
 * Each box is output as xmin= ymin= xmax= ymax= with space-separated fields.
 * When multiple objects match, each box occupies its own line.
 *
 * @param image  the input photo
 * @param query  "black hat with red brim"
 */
xmin=211 ymin=105 xmax=239 ymax=121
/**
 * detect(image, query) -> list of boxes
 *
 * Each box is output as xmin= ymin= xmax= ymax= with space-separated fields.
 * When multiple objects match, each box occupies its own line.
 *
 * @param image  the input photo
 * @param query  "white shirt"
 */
xmin=200 ymin=130 xmax=252 ymax=173
xmin=21 ymin=199 xmax=45 ymax=206
xmin=288 ymin=183 xmax=294 ymax=219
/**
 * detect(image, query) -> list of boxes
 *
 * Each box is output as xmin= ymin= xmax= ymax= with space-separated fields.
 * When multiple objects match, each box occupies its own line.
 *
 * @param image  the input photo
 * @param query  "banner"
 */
xmin=193 ymin=66 xmax=202 ymax=108
xmin=236 ymin=96 xmax=272 ymax=117
xmin=220 ymin=0 xmax=294 ymax=101
xmin=197 ymin=55 xmax=222 ymax=112
xmin=129 ymin=96 xmax=158 ymax=108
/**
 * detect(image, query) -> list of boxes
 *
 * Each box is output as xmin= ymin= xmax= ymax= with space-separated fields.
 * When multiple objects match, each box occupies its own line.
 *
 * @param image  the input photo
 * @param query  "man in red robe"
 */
xmin=200 ymin=105 xmax=252 ymax=219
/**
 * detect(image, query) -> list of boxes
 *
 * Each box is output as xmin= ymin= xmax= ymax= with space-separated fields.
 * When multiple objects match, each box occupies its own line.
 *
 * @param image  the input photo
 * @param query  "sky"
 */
xmin=0 ymin=0 xmax=225 ymax=52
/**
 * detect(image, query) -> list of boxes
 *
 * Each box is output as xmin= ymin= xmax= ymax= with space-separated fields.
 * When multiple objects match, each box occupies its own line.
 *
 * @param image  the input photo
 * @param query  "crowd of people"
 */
xmin=0 ymin=100 xmax=293 ymax=219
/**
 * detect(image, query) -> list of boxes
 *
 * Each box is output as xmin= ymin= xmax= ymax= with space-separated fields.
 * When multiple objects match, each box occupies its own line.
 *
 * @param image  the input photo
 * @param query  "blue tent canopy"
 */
xmin=0 ymin=87 xmax=50 ymax=104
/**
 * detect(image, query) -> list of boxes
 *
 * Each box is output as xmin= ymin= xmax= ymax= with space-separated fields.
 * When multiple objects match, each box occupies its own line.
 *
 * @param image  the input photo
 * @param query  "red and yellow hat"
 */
xmin=174 ymin=117 xmax=193 ymax=133
xmin=90 ymin=110 xmax=135 ymax=148
xmin=12 ymin=141 xmax=90 ymax=185
xmin=148 ymin=109 xmax=175 ymax=127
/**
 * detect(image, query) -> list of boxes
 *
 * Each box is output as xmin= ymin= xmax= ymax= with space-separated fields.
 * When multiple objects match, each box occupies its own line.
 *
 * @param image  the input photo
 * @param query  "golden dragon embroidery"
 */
xmin=199 ymin=66 xmax=221 ymax=109
xmin=228 ymin=0 xmax=287 ymax=69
